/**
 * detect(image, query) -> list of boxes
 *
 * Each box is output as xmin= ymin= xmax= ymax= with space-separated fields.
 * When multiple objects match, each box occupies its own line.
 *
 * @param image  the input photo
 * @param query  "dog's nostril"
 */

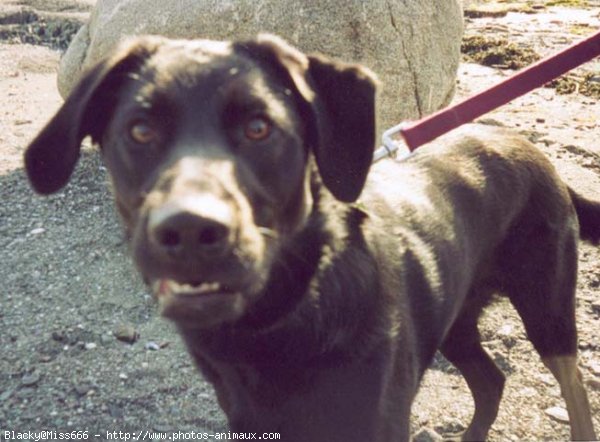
xmin=157 ymin=228 xmax=182 ymax=249
xmin=149 ymin=198 xmax=235 ymax=256
xmin=151 ymin=215 xmax=231 ymax=256
xmin=197 ymin=224 xmax=228 ymax=246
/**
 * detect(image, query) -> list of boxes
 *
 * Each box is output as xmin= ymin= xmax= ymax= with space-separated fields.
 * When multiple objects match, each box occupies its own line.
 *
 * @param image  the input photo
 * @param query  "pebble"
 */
xmin=145 ymin=341 xmax=160 ymax=351
xmin=113 ymin=324 xmax=139 ymax=344
xmin=413 ymin=427 xmax=443 ymax=442
xmin=435 ymin=419 xmax=465 ymax=435
xmin=587 ymin=378 xmax=600 ymax=391
xmin=497 ymin=323 xmax=517 ymax=348
xmin=497 ymin=324 xmax=513 ymax=336
xmin=108 ymin=404 xmax=124 ymax=418
xmin=153 ymin=423 xmax=173 ymax=433
xmin=84 ymin=342 xmax=97 ymax=350
xmin=100 ymin=334 xmax=114 ymax=345
xmin=29 ymin=228 xmax=45 ymax=235
xmin=0 ymin=389 xmax=14 ymax=402
xmin=52 ymin=330 xmax=67 ymax=342
xmin=588 ymin=362 xmax=600 ymax=376
xmin=545 ymin=406 xmax=569 ymax=424
xmin=21 ymin=372 xmax=41 ymax=387
xmin=519 ymin=387 xmax=537 ymax=398
xmin=118 ymin=373 xmax=128 ymax=380
xmin=38 ymin=354 xmax=53 ymax=363
xmin=74 ymin=384 xmax=91 ymax=396
xmin=537 ymin=373 xmax=555 ymax=386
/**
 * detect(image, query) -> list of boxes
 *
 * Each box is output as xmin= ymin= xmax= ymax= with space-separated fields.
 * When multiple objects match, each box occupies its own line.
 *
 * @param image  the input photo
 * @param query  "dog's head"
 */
xmin=25 ymin=34 xmax=377 ymax=329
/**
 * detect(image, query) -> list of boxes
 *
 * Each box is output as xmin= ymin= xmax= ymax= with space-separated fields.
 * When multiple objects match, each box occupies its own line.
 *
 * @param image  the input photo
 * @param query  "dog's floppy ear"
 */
xmin=24 ymin=37 xmax=163 ymax=194
xmin=237 ymin=34 xmax=378 ymax=202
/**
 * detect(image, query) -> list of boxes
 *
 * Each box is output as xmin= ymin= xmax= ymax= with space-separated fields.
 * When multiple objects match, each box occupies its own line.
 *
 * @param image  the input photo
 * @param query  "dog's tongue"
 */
xmin=153 ymin=279 xmax=171 ymax=298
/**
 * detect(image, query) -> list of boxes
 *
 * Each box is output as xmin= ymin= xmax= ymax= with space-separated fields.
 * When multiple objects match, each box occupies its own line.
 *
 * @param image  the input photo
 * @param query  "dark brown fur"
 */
xmin=24 ymin=35 xmax=599 ymax=441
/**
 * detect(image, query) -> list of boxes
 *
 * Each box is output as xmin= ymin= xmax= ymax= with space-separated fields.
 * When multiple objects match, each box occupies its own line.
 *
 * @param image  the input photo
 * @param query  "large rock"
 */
xmin=58 ymin=0 xmax=463 ymax=131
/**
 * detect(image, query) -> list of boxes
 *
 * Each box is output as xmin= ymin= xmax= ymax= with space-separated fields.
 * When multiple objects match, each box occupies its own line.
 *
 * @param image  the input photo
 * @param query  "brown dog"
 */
xmin=24 ymin=35 xmax=598 ymax=441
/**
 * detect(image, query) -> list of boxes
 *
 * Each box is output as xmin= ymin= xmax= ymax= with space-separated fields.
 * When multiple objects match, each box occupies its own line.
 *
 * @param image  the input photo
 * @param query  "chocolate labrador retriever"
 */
xmin=24 ymin=34 xmax=598 ymax=441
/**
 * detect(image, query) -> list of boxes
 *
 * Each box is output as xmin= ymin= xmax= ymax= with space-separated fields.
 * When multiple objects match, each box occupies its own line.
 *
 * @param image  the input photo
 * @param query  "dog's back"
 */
xmin=363 ymin=124 xmax=598 ymax=440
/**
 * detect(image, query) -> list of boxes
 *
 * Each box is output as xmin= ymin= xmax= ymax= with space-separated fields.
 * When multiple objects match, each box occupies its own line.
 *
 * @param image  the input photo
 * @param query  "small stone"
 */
xmin=519 ymin=387 xmax=537 ymax=398
xmin=587 ymin=362 xmax=600 ymax=376
xmin=52 ymin=330 xmax=67 ymax=342
xmin=153 ymin=423 xmax=173 ymax=433
xmin=108 ymin=404 xmax=124 ymax=418
xmin=145 ymin=341 xmax=160 ymax=351
xmin=100 ymin=334 xmax=113 ymax=345
xmin=413 ymin=427 xmax=443 ymax=442
xmin=21 ymin=372 xmax=41 ymax=387
xmin=586 ymin=378 xmax=600 ymax=391
xmin=538 ymin=373 xmax=555 ymax=386
xmin=29 ymin=228 xmax=46 ymax=235
xmin=535 ymin=118 xmax=546 ymax=124
xmin=114 ymin=324 xmax=139 ymax=344
xmin=545 ymin=406 xmax=570 ymax=424
xmin=74 ymin=384 xmax=91 ymax=396
xmin=435 ymin=419 xmax=465 ymax=435
xmin=118 ymin=373 xmax=128 ymax=380
xmin=0 ymin=389 xmax=14 ymax=402
xmin=84 ymin=342 xmax=97 ymax=350
xmin=38 ymin=354 xmax=53 ymax=363
xmin=497 ymin=324 xmax=517 ymax=348
xmin=497 ymin=324 xmax=513 ymax=336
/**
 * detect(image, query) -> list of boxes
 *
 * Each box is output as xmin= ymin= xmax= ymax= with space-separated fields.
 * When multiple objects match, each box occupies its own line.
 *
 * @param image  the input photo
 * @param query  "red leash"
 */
xmin=376 ymin=29 xmax=600 ymax=160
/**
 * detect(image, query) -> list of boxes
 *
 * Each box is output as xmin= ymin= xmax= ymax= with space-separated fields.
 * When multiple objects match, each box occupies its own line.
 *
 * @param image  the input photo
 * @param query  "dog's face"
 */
xmin=25 ymin=35 xmax=377 ymax=329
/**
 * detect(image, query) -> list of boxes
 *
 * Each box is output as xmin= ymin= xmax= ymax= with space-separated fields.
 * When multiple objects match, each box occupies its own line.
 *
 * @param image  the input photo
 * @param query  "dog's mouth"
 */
xmin=153 ymin=279 xmax=235 ymax=298
xmin=149 ymin=277 xmax=255 ymax=329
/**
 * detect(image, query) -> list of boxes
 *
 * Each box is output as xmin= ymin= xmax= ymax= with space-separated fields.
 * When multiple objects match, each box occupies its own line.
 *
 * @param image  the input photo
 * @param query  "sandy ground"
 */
xmin=0 ymin=1 xmax=599 ymax=441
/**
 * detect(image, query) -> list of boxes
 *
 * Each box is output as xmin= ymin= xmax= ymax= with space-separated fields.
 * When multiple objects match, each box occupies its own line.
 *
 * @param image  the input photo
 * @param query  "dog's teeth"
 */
xmin=167 ymin=280 xmax=179 ymax=292
xmin=158 ymin=280 xmax=224 ymax=295
xmin=197 ymin=282 xmax=221 ymax=293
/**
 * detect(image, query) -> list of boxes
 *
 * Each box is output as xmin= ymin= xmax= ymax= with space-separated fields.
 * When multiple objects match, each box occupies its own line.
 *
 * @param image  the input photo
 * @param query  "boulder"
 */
xmin=58 ymin=0 xmax=463 ymax=131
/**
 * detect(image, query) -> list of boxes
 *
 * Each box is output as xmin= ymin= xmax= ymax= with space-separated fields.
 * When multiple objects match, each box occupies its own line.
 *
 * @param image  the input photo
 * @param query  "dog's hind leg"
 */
xmin=542 ymin=355 xmax=596 ymax=441
xmin=440 ymin=306 xmax=506 ymax=441
xmin=509 ymin=307 xmax=596 ymax=441
xmin=500 ymin=222 xmax=597 ymax=441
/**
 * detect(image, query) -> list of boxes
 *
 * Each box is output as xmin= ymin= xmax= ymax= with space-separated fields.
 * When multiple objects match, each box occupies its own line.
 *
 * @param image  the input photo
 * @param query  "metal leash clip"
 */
xmin=373 ymin=122 xmax=412 ymax=163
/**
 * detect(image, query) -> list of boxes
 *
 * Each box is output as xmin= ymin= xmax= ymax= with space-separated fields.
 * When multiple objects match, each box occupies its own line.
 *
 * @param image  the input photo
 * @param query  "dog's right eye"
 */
xmin=129 ymin=121 xmax=159 ymax=145
xmin=244 ymin=116 xmax=272 ymax=141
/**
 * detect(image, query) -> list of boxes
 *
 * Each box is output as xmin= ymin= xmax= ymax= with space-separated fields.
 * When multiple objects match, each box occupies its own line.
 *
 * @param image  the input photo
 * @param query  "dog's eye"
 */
xmin=244 ymin=117 xmax=272 ymax=141
xmin=129 ymin=121 xmax=159 ymax=145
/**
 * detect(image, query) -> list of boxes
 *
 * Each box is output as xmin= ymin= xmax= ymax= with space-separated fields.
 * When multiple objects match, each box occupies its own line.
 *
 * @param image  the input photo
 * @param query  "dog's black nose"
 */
xmin=148 ymin=195 xmax=234 ymax=258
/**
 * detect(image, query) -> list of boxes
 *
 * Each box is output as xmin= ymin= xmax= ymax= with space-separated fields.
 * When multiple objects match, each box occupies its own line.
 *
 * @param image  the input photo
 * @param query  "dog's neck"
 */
xmin=178 ymin=166 xmax=380 ymax=365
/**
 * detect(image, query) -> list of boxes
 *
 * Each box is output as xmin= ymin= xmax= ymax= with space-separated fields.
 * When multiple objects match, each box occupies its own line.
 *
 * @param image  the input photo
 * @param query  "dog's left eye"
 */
xmin=129 ymin=121 xmax=159 ymax=145
xmin=244 ymin=117 xmax=272 ymax=141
